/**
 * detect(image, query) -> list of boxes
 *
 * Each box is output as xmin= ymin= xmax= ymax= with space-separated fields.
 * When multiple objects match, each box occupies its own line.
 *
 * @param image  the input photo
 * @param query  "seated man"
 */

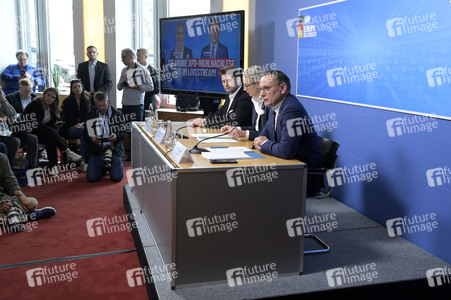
xmin=253 ymin=71 xmax=322 ymax=197
xmin=0 ymin=153 xmax=55 ymax=233
xmin=83 ymin=92 xmax=126 ymax=182
xmin=0 ymin=85 xmax=38 ymax=169
xmin=1 ymin=50 xmax=36 ymax=95
xmin=192 ymin=65 xmax=253 ymax=129
xmin=221 ymin=65 xmax=270 ymax=140
xmin=6 ymin=78 xmax=37 ymax=114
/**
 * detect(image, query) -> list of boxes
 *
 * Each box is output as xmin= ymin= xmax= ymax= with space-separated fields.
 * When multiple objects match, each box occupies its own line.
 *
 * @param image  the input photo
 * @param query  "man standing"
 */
xmin=83 ymin=92 xmax=126 ymax=182
xmin=76 ymin=46 xmax=112 ymax=100
xmin=253 ymin=71 xmax=322 ymax=196
xmin=192 ymin=65 xmax=252 ymax=129
xmin=1 ymin=50 xmax=36 ymax=96
xmin=136 ymin=48 xmax=160 ymax=112
xmin=117 ymin=48 xmax=154 ymax=123
xmin=6 ymin=79 xmax=37 ymax=114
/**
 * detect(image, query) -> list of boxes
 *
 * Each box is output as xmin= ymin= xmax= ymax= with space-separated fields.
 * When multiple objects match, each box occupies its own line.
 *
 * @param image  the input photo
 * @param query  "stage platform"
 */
xmin=123 ymin=186 xmax=450 ymax=299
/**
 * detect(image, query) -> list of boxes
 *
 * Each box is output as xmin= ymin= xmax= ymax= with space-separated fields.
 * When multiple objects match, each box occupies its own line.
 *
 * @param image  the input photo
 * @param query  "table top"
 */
xmin=135 ymin=122 xmax=306 ymax=169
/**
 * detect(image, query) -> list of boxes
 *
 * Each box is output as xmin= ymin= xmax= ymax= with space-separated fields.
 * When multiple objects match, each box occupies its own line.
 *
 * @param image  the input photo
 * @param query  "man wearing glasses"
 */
xmin=1 ymin=50 xmax=36 ymax=96
xmin=6 ymin=79 xmax=37 ymax=114
xmin=253 ymin=71 xmax=322 ymax=196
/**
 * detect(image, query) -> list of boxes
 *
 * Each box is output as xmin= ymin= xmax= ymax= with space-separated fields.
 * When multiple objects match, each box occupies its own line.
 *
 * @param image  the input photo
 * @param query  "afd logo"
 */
xmin=386 ymin=18 xmax=404 ymax=37
xmin=126 ymin=268 xmax=144 ymax=287
xmin=426 ymin=267 xmax=451 ymax=287
xmin=326 ymin=68 xmax=344 ymax=87
xmin=186 ymin=18 xmax=207 ymax=37
xmin=426 ymin=67 xmax=451 ymax=87
xmin=426 ymin=167 xmax=451 ymax=187
xmin=26 ymin=168 xmax=45 ymax=187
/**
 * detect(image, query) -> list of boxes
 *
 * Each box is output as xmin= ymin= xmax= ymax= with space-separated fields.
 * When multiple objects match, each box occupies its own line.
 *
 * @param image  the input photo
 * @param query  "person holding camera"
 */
xmin=0 ymin=153 xmax=55 ymax=233
xmin=1 ymin=50 xmax=36 ymax=96
xmin=83 ymin=92 xmax=126 ymax=182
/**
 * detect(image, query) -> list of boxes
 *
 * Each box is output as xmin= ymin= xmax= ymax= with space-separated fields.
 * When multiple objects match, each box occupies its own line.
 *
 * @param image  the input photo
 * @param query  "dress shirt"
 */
xmin=88 ymin=60 xmax=98 ymax=92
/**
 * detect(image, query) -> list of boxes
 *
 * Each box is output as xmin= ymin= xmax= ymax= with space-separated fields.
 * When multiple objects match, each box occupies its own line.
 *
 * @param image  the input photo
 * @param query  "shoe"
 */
xmin=48 ymin=166 xmax=59 ymax=177
xmin=29 ymin=207 xmax=56 ymax=221
xmin=66 ymin=149 xmax=82 ymax=162
xmin=80 ymin=161 xmax=88 ymax=172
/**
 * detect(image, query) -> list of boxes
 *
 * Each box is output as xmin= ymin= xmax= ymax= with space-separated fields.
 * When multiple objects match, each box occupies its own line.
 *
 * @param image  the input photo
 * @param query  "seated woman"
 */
xmin=23 ymin=87 xmax=81 ymax=175
xmin=60 ymin=79 xmax=90 ymax=171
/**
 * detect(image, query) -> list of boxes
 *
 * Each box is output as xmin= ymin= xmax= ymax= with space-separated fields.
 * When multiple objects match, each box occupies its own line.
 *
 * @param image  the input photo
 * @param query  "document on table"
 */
xmin=201 ymin=147 xmax=253 ymax=160
xmin=190 ymin=133 xmax=238 ymax=143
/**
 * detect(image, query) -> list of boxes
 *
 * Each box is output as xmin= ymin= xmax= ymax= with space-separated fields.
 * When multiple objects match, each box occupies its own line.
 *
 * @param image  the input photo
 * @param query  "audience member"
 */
xmin=6 ymin=78 xmax=37 ymax=114
xmin=117 ymin=48 xmax=154 ymax=122
xmin=1 ymin=50 xmax=36 ymax=95
xmin=0 ymin=142 xmax=6 ymax=156
xmin=23 ymin=88 xmax=82 ymax=175
xmin=192 ymin=65 xmax=252 ymax=128
xmin=76 ymin=46 xmax=112 ymax=102
xmin=137 ymin=48 xmax=160 ymax=112
xmin=60 ymin=79 xmax=91 ymax=171
xmin=221 ymin=65 xmax=270 ymax=140
xmin=0 ymin=85 xmax=38 ymax=169
xmin=83 ymin=92 xmax=126 ymax=182
xmin=0 ymin=153 xmax=55 ymax=233
xmin=253 ymin=71 xmax=322 ymax=196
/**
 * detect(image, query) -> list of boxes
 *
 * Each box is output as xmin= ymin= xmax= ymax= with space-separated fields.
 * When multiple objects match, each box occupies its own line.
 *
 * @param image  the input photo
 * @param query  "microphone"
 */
xmin=189 ymin=127 xmax=236 ymax=154
xmin=174 ymin=124 xmax=194 ymax=139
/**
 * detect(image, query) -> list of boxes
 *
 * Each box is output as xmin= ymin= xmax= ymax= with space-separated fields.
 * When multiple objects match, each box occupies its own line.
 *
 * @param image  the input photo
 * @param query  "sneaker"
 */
xmin=29 ymin=207 xmax=56 ymax=221
xmin=80 ymin=161 xmax=88 ymax=172
xmin=48 ymin=166 xmax=59 ymax=177
xmin=66 ymin=149 xmax=82 ymax=162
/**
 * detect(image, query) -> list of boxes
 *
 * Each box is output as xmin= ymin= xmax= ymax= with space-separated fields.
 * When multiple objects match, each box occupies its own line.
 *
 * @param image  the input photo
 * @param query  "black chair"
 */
xmin=304 ymin=136 xmax=340 ymax=255
xmin=309 ymin=136 xmax=340 ymax=199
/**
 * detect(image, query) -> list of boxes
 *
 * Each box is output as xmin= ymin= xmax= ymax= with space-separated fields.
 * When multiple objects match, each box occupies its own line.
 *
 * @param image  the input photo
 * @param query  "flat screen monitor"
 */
xmin=159 ymin=10 xmax=245 ymax=98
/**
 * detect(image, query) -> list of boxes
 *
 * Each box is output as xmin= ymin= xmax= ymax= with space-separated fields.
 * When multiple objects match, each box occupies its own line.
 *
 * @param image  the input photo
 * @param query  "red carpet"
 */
xmin=0 ymin=164 xmax=149 ymax=299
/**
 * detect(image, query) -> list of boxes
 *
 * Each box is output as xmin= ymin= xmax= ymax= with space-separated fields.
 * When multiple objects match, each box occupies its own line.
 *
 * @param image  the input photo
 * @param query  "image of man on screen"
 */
xmin=200 ymin=18 xmax=229 ymax=59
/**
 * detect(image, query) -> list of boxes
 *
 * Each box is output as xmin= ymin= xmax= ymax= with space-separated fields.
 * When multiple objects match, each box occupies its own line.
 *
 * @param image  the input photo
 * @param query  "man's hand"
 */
xmin=221 ymin=125 xmax=245 ymax=140
xmin=106 ymin=133 xmax=117 ymax=142
xmin=253 ymin=136 xmax=269 ymax=151
xmin=0 ymin=201 xmax=12 ymax=213
xmin=91 ymin=136 xmax=101 ymax=144
xmin=191 ymin=118 xmax=205 ymax=127
xmin=19 ymin=195 xmax=36 ymax=213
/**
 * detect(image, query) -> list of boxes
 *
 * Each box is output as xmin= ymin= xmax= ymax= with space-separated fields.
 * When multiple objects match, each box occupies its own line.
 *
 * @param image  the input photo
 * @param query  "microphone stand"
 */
xmin=189 ymin=127 xmax=236 ymax=154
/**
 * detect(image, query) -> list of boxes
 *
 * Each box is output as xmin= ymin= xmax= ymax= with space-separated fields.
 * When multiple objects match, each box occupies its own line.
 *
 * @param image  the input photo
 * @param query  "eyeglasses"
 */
xmin=258 ymin=83 xmax=283 ymax=93
xmin=243 ymin=82 xmax=256 ymax=89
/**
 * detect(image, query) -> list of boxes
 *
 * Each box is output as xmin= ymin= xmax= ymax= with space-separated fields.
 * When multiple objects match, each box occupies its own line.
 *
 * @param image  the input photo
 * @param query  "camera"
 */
xmin=122 ymin=80 xmax=130 ymax=87
xmin=103 ymin=146 xmax=114 ymax=169
xmin=1 ymin=201 xmax=25 ymax=233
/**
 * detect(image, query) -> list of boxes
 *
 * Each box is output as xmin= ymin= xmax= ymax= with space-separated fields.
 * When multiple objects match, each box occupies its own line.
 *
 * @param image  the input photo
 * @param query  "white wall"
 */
xmin=0 ymin=1 xmax=20 ymax=88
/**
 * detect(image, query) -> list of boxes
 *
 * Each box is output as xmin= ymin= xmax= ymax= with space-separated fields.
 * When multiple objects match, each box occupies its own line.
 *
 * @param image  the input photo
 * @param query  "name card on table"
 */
xmin=143 ymin=118 xmax=154 ymax=131
xmin=170 ymin=141 xmax=193 ymax=164
xmin=154 ymin=127 xmax=166 ymax=144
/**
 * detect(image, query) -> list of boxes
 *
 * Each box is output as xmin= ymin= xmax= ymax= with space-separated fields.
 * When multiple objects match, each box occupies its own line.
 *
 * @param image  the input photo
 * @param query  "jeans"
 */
xmin=86 ymin=151 xmax=123 ymax=182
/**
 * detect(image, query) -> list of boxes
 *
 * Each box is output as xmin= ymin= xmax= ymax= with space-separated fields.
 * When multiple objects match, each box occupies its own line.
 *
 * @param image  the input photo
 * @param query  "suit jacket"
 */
xmin=6 ymin=91 xmax=37 ymax=114
xmin=206 ymin=87 xmax=252 ymax=128
xmin=260 ymin=93 xmax=322 ymax=196
xmin=170 ymin=47 xmax=193 ymax=59
xmin=241 ymin=100 xmax=270 ymax=140
xmin=76 ymin=61 xmax=112 ymax=93
xmin=200 ymin=42 xmax=228 ymax=58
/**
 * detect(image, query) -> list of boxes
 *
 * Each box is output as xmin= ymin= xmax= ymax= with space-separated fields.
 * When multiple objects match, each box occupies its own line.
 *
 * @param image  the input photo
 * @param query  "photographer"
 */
xmin=0 ymin=153 xmax=55 ymax=233
xmin=83 ymin=92 xmax=126 ymax=182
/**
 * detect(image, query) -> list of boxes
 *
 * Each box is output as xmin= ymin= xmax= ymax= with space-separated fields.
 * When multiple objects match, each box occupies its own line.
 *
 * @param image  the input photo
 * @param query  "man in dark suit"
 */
xmin=76 ymin=46 xmax=112 ymax=101
xmin=137 ymin=48 xmax=160 ymax=112
xmin=192 ymin=65 xmax=252 ymax=129
xmin=6 ymin=78 xmax=37 ymax=114
xmin=200 ymin=18 xmax=228 ymax=59
xmin=221 ymin=65 xmax=270 ymax=140
xmin=254 ymin=71 xmax=322 ymax=196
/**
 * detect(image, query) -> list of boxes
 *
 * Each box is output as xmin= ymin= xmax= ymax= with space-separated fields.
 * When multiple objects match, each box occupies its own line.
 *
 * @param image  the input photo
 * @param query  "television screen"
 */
xmin=159 ymin=10 xmax=245 ymax=98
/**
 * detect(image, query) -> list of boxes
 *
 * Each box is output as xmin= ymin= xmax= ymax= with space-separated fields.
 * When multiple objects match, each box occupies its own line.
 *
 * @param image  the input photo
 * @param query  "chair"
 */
xmin=304 ymin=136 xmax=340 ymax=255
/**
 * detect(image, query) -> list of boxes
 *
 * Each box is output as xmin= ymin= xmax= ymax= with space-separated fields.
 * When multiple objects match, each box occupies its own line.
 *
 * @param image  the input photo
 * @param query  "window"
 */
xmin=168 ymin=0 xmax=210 ymax=17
